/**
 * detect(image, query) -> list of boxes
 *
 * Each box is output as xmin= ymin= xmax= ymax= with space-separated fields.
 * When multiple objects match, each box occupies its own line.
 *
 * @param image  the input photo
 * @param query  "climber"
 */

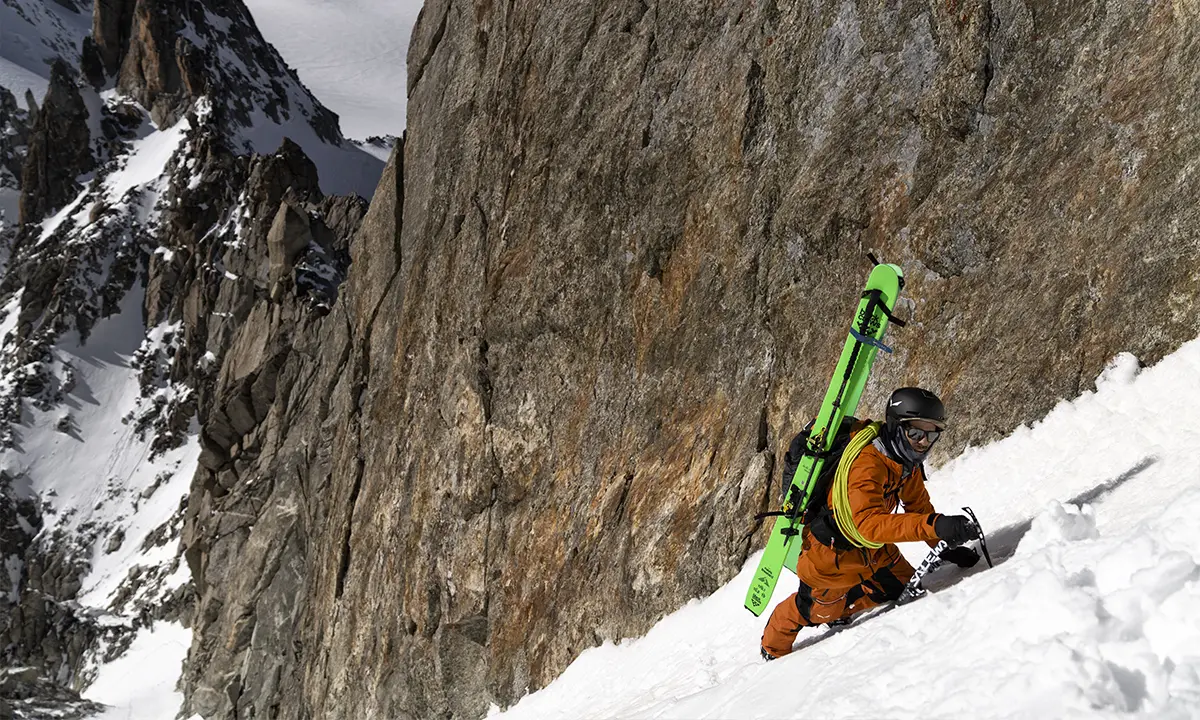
xmin=759 ymin=387 xmax=980 ymax=660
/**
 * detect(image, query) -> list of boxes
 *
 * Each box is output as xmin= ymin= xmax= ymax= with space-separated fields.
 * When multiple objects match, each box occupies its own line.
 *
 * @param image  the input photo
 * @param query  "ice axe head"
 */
xmin=962 ymin=506 xmax=994 ymax=568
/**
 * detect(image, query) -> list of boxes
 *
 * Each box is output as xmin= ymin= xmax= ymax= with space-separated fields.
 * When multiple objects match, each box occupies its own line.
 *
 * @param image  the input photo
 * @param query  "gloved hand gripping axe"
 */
xmin=896 ymin=506 xmax=993 ymax=606
xmin=963 ymin=506 xmax=994 ymax=568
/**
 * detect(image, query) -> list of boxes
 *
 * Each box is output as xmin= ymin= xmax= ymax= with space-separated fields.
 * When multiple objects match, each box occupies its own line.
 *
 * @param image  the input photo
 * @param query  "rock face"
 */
xmin=92 ymin=0 xmax=137 ymax=77
xmin=179 ymin=143 xmax=391 ymax=720
xmin=0 ymin=87 xmax=31 ymax=236
xmin=90 ymin=0 xmax=343 ymax=138
xmin=17 ymin=60 xmax=94 ymax=225
xmin=174 ymin=0 xmax=1200 ymax=718
xmin=0 ymin=87 xmax=31 ymax=195
xmin=0 ymin=471 xmax=41 ymax=647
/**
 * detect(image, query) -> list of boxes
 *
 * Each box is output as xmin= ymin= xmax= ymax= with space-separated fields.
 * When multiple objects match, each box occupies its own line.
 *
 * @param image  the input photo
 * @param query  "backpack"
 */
xmin=779 ymin=415 xmax=866 ymax=551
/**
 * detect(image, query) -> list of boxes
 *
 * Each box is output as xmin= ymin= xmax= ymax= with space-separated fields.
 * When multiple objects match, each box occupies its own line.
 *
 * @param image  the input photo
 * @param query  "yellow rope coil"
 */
xmin=831 ymin=421 xmax=885 ymax=549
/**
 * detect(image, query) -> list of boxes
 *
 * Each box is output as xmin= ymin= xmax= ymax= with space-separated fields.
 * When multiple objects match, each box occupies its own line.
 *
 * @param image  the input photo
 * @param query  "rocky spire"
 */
xmin=17 ymin=60 xmax=93 ymax=226
xmin=92 ymin=0 xmax=137 ymax=77
xmin=0 ymin=88 xmax=30 ymax=197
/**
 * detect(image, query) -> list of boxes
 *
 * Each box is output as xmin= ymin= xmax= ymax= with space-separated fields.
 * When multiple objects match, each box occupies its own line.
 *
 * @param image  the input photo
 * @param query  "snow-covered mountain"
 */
xmin=491 ymin=347 xmax=1200 ymax=719
xmin=0 ymin=0 xmax=382 ymax=199
xmin=0 ymin=0 xmax=420 ymax=145
xmin=242 ymin=0 xmax=424 ymax=140
xmin=0 ymin=0 xmax=383 ymax=715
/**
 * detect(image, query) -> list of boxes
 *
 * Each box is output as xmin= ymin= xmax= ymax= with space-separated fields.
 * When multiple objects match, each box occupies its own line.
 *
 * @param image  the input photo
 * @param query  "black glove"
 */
xmin=933 ymin=514 xmax=979 ymax=546
xmin=940 ymin=545 xmax=981 ymax=568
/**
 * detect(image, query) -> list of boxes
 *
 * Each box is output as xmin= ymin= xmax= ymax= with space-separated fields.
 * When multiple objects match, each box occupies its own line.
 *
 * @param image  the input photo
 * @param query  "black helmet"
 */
xmin=885 ymin=387 xmax=947 ymax=431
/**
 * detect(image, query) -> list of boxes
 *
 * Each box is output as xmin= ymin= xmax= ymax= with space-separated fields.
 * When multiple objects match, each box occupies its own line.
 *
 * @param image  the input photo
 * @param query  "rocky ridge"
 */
xmin=0 ymin=665 xmax=105 ymax=719
xmin=86 ymin=0 xmax=343 ymax=143
xmin=0 ymin=0 xmax=375 ymax=711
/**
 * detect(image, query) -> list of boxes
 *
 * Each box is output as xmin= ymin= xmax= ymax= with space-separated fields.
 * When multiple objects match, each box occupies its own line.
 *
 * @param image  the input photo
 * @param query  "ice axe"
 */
xmin=896 ymin=506 xmax=993 ymax=606
xmin=963 ymin=506 xmax=994 ymax=568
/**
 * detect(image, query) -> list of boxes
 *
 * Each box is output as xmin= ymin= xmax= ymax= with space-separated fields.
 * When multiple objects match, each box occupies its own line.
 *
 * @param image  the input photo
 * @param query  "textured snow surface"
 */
xmin=242 ymin=0 xmax=423 ymax=139
xmin=25 ymin=290 xmax=198 ymax=606
xmin=492 ymin=347 xmax=1200 ymax=719
xmin=0 ymin=285 xmax=198 ymax=717
xmin=0 ymin=0 xmax=90 ymax=98
xmin=0 ymin=56 xmax=48 ymax=104
xmin=83 ymin=621 xmax=192 ymax=719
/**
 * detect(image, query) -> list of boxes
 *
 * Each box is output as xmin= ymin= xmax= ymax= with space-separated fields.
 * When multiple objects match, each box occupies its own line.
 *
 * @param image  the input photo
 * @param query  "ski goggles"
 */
xmin=903 ymin=424 xmax=942 ymax=444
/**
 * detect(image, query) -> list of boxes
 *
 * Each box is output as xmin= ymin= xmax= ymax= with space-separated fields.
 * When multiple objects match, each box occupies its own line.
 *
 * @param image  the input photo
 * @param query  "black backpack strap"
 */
xmin=809 ymin=506 xmax=855 ymax=551
xmin=860 ymin=288 xmax=907 ymax=328
xmin=754 ymin=510 xmax=789 ymax=520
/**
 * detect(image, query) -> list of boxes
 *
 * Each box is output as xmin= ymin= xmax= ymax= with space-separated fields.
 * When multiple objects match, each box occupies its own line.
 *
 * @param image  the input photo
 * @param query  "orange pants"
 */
xmin=760 ymin=554 xmax=915 ymax=658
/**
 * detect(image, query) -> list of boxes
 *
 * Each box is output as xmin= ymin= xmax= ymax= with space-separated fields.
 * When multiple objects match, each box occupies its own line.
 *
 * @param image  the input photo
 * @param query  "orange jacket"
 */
xmin=846 ymin=441 xmax=941 ymax=546
xmin=795 ymin=432 xmax=941 ymax=590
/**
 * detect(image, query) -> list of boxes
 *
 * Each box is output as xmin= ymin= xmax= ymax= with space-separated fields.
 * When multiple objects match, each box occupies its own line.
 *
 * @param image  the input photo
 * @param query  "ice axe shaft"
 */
xmin=896 ymin=540 xmax=948 ymax=605
xmin=896 ymin=506 xmax=993 ymax=605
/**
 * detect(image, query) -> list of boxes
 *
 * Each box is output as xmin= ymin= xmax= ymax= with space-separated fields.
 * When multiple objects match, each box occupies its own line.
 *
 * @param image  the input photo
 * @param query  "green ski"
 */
xmin=744 ymin=260 xmax=905 ymax=616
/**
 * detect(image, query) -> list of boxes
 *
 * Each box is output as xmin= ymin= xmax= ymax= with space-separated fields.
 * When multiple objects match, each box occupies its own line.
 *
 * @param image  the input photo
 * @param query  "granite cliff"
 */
xmin=187 ymin=0 xmax=1200 ymax=717
xmin=255 ymin=1 xmax=1197 ymax=716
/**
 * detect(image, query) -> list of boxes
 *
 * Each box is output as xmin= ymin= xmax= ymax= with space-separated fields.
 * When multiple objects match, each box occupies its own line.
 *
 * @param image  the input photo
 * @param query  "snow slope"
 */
xmin=0 ymin=0 xmax=90 ymax=100
xmin=5 ymin=286 xmax=199 ymax=605
xmin=493 ymin=346 xmax=1200 ymax=719
xmin=0 ymin=286 xmax=199 ymax=718
xmin=243 ymin=0 xmax=423 ymax=139
xmin=83 ymin=621 xmax=193 ymax=720
xmin=0 ymin=80 xmax=203 ymax=720
xmin=0 ymin=57 xmax=48 ymax=105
